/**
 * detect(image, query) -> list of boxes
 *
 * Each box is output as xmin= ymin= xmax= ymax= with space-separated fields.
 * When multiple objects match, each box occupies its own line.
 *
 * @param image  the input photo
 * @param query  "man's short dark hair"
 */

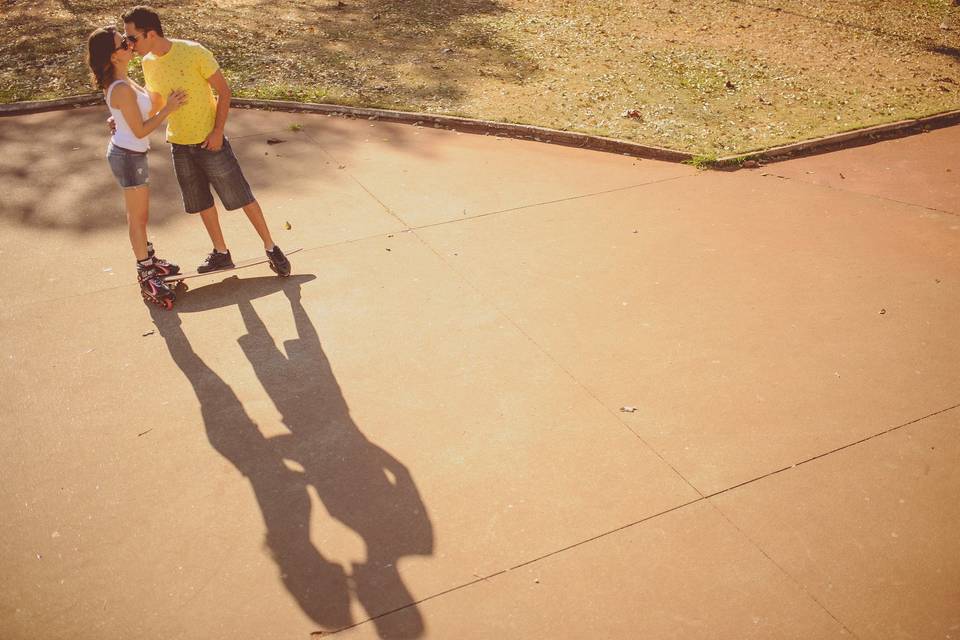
xmin=122 ymin=5 xmax=164 ymax=37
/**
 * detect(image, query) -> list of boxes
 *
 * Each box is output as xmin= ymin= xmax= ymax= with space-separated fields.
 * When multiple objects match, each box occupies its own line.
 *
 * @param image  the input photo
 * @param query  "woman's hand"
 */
xmin=164 ymin=89 xmax=188 ymax=113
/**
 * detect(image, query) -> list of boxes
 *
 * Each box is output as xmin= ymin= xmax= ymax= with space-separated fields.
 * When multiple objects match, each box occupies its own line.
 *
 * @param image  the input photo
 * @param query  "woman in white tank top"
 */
xmin=86 ymin=26 xmax=187 ymax=306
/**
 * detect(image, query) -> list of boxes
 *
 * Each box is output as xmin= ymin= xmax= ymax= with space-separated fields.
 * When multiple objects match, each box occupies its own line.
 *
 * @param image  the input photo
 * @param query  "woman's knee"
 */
xmin=124 ymin=187 xmax=150 ymax=224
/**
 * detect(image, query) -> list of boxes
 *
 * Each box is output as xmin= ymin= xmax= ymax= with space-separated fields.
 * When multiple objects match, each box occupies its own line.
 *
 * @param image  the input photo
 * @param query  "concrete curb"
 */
xmin=2 ymin=94 xmax=959 ymax=168
xmin=713 ymin=110 xmax=960 ymax=169
xmin=227 ymin=98 xmax=692 ymax=163
xmin=0 ymin=94 xmax=104 ymax=116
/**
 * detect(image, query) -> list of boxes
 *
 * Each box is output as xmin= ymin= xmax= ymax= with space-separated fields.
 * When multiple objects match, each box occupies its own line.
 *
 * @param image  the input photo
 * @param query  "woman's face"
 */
xmin=111 ymin=32 xmax=132 ymax=66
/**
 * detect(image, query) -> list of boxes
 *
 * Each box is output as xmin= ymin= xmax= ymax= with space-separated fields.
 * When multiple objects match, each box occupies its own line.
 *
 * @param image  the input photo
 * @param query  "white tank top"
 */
xmin=106 ymin=80 xmax=152 ymax=152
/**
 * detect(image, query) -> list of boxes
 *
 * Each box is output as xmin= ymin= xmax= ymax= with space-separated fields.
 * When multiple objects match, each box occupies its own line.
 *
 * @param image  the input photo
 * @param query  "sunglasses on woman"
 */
xmin=115 ymin=37 xmax=130 ymax=51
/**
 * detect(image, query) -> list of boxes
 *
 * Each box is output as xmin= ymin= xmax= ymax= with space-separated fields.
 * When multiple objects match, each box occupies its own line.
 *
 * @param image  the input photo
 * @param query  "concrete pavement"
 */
xmin=1 ymin=107 xmax=958 ymax=639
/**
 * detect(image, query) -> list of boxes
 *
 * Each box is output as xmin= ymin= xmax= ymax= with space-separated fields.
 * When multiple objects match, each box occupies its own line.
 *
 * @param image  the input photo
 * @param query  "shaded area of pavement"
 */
xmin=1 ymin=106 xmax=958 ymax=639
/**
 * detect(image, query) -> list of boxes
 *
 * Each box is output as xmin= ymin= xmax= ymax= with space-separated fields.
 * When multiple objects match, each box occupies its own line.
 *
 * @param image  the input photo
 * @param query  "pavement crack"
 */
xmin=704 ymin=401 xmax=960 ymax=500
xmin=299 ymin=128 xmax=411 ymax=229
xmin=409 ymin=227 xmax=706 ymax=501
xmin=707 ymin=501 xmax=862 ymax=639
xmin=321 ymin=400 xmax=958 ymax=636
xmin=414 ymin=173 xmax=702 ymax=231
xmin=760 ymin=172 xmax=960 ymax=218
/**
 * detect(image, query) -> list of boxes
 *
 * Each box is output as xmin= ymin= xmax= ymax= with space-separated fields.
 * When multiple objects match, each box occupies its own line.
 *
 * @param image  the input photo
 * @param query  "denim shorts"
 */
xmin=170 ymin=137 xmax=255 ymax=214
xmin=106 ymin=142 xmax=149 ymax=189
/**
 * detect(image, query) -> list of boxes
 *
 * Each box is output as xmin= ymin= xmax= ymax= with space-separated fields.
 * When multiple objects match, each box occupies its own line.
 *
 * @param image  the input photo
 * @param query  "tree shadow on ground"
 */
xmin=196 ymin=0 xmax=532 ymax=109
xmin=149 ymin=275 xmax=433 ymax=638
xmin=2 ymin=1 xmax=536 ymax=109
xmin=2 ymin=0 xmax=533 ymax=231
xmin=0 ymin=107 xmax=184 ymax=232
xmin=0 ymin=104 xmax=423 ymax=236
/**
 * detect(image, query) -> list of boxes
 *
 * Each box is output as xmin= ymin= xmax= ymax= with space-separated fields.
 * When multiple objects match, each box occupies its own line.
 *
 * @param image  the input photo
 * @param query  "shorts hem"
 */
xmin=184 ymin=202 xmax=215 ymax=214
xmin=222 ymin=197 xmax=256 ymax=212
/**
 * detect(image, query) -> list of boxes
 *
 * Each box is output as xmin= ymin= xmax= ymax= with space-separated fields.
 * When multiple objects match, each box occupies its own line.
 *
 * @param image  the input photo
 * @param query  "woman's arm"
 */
xmin=111 ymin=83 xmax=186 ymax=139
xmin=148 ymin=90 xmax=164 ymax=118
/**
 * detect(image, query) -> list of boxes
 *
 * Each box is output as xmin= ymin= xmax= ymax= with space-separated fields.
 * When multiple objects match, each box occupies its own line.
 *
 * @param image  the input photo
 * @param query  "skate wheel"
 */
xmin=176 ymin=281 xmax=189 ymax=292
xmin=162 ymin=298 xmax=174 ymax=310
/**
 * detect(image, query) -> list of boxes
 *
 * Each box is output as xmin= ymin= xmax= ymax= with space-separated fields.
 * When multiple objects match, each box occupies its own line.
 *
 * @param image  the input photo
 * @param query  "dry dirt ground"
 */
xmin=3 ymin=0 xmax=960 ymax=156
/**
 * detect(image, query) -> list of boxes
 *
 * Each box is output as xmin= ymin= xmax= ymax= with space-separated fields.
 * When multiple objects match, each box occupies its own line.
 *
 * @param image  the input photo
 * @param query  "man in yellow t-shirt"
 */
xmin=141 ymin=39 xmax=219 ymax=146
xmin=122 ymin=5 xmax=291 ymax=276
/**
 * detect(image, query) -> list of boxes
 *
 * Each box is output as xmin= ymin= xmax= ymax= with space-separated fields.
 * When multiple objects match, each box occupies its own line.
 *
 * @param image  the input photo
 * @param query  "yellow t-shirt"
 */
xmin=142 ymin=40 xmax=220 ymax=145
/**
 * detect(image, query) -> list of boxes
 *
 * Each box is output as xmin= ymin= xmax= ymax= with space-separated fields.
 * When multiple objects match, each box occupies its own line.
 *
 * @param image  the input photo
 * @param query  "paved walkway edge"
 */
xmin=4 ymin=93 xmax=959 ymax=168
xmin=0 ymin=94 xmax=104 ymax=115
xmin=228 ymin=98 xmax=693 ymax=163
xmin=714 ymin=110 xmax=960 ymax=168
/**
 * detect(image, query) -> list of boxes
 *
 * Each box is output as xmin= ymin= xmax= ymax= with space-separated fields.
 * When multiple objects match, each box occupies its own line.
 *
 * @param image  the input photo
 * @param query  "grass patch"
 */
xmin=685 ymin=154 xmax=719 ymax=170
xmin=2 ymin=0 xmax=960 ymax=155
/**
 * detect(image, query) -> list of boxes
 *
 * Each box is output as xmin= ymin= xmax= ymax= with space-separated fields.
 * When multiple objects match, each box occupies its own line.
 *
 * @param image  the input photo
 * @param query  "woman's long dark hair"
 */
xmin=86 ymin=26 xmax=119 ymax=90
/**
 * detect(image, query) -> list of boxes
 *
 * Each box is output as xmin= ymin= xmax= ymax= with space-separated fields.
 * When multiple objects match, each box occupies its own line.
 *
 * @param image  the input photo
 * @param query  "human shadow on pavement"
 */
xmin=149 ymin=275 xmax=433 ymax=638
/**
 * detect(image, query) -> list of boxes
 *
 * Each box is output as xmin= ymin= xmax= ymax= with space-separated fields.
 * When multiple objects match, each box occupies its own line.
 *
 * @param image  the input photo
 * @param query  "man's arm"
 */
xmin=201 ymin=70 xmax=231 ymax=151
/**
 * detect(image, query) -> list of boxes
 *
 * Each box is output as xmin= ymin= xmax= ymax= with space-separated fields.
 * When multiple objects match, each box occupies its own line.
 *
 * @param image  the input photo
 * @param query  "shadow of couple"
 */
xmin=149 ymin=274 xmax=433 ymax=638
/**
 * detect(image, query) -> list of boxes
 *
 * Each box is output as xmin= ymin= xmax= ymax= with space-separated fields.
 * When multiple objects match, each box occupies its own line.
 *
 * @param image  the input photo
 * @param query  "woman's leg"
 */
xmin=124 ymin=185 xmax=150 ymax=262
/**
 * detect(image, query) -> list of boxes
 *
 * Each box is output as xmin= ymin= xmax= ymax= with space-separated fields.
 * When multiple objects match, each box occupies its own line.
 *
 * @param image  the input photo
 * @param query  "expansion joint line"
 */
xmin=326 ymin=397 xmax=960 ymax=635
xmin=762 ymin=172 xmax=960 ymax=218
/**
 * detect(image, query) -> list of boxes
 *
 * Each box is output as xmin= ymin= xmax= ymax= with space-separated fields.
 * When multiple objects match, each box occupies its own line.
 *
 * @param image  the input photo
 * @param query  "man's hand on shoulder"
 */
xmin=201 ymin=128 xmax=224 ymax=151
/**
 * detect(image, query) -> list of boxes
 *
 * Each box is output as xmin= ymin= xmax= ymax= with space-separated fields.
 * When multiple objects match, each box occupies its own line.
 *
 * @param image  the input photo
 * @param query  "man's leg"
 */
xmin=202 ymin=139 xmax=289 ymax=274
xmin=171 ymin=143 xmax=228 ymax=266
xmin=243 ymin=199 xmax=290 ymax=275
xmin=200 ymin=139 xmax=274 ymax=250
xmin=195 ymin=203 xmax=235 ymax=273
xmin=241 ymin=199 xmax=276 ymax=250
xmin=198 ymin=205 xmax=229 ymax=253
